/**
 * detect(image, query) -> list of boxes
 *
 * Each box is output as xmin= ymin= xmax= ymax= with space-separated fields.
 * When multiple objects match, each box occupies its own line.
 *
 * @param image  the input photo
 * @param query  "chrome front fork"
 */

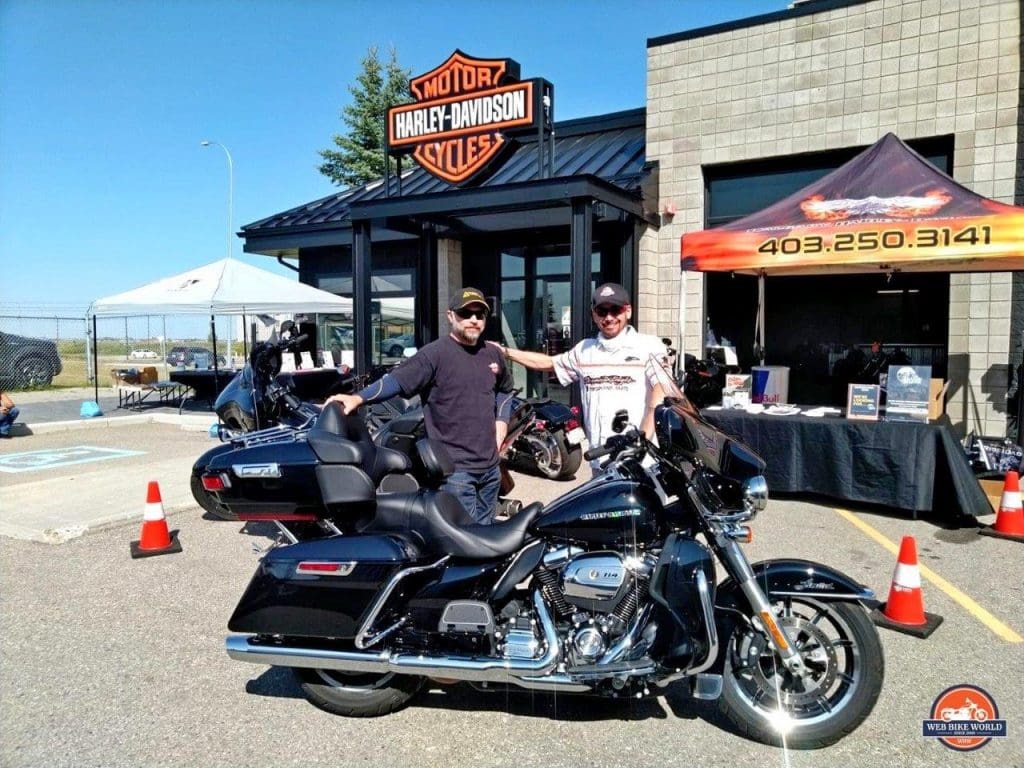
xmin=716 ymin=536 xmax=806 ymax=676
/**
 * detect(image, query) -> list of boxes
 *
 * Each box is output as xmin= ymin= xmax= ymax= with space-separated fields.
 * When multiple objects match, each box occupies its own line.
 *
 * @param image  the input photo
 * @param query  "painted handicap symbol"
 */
xmin=0 ymin=446 xmax=145 ymax=473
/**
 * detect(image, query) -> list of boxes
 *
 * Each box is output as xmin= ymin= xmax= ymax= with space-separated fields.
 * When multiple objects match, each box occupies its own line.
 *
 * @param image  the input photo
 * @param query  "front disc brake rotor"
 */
xmin=737 ymin=616 xmax=838 ymax=708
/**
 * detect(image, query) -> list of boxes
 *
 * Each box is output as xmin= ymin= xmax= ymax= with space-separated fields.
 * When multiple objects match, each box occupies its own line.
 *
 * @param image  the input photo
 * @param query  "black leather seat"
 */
xmin=370 ymin=491 xmax=544 ymax=559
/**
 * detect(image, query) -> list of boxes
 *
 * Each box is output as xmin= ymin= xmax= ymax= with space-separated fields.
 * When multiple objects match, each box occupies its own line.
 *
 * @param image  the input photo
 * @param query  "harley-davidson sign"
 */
xmin=387 ymin=50 xmax=547 ymax=185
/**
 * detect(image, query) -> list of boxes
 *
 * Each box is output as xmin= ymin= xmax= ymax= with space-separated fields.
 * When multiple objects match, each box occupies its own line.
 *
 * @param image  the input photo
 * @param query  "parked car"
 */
xmin=0 ymin=331 xmax=63 ymax=388
xmin=166 ymin=346 xmax=227 ymax=368
xmin=129 ymin=349 xmax=158 ymax=360
xmin=380 ymin=332 xmax=415 ymax=358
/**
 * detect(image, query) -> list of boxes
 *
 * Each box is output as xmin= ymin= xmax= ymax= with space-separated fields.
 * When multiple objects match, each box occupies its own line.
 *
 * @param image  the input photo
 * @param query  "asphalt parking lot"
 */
xmin=0 ymin=416 xmax=1022 ymax=767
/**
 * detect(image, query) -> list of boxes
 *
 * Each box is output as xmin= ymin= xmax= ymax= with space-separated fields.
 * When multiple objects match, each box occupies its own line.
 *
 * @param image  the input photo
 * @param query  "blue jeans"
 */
xmin=441 ymin=464 xmax=501 ymax=525
xmin=0 ymin=405 xmax=19 ymax=435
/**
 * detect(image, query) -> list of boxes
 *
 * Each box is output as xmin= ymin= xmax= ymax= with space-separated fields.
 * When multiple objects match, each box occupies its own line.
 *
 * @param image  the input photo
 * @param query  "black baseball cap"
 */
xmin=591 ymin=282 xmax=630 ymax=307
xmin=449 ymin=287 xmax=490 ymax=312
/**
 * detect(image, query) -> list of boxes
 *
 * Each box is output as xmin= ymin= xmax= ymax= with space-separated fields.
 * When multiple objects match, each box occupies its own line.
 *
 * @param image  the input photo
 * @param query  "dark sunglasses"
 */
xmin=593 ymin=304 xmax=625 ymax=318
xmin=454 ymin=307 xmax=488 ymax=320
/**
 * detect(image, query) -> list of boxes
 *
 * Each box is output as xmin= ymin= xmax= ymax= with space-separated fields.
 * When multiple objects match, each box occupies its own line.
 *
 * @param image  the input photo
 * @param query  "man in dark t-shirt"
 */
xmin=326 ymin=287 xmax=514 ymax=524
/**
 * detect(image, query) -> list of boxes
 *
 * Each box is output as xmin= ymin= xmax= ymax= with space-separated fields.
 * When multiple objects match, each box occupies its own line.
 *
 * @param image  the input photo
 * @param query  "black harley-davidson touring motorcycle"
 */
xmin=218 ymin=360 xmax=884 ymax=749
xmin=193 ymin=324 xmax=581 ymax=513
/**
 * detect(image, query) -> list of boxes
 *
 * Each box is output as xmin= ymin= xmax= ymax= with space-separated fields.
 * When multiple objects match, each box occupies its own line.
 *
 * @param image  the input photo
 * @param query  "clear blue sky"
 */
xmin=1 ymin=0 xmax=782 ymax=315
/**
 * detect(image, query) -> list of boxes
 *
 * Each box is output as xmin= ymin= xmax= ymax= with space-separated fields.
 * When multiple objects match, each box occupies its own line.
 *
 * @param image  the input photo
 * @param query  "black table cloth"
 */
xmin=274 ymin=368 xmax=355 ymax=401
xmin=701 ymin=408 xmax=989 ymax=521
xmin=168 ymin=369 xmax=238 ymax=408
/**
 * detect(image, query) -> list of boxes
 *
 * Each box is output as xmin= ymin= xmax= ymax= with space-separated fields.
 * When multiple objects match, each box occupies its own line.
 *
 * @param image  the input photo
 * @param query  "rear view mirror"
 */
xmin=611 ymin=409 xmax=629 ymax=433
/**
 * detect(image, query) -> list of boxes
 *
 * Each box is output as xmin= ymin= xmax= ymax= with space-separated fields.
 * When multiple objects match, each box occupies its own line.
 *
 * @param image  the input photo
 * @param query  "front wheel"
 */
xmin=717 ymin=598 xmax=884 ymax=749
xmin=294 ymin=668 xmax=424 ymax=717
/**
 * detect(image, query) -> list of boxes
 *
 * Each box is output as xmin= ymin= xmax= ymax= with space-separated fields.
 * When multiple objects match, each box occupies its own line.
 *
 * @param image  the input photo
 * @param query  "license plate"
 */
xmin=565 ymin=427 xmax=585 ymax=446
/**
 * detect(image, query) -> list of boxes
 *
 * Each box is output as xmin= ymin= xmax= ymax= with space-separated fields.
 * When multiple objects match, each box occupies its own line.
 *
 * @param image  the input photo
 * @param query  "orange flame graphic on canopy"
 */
xmin=800 ymin=189 xmax=953 ymax=221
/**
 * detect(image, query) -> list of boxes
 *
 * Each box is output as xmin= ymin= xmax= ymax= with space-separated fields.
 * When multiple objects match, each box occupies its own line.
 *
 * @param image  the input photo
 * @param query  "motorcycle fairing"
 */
xmin=648 ymin=534 xmax=717 ymax=666
xmin=228 ymin=534 xmax=423 ymax=638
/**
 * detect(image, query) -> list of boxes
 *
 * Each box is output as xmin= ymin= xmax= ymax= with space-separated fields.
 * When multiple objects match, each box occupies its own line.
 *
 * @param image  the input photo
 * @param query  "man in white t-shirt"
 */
xmin=497 ymin=282 xmax=667 ymax=474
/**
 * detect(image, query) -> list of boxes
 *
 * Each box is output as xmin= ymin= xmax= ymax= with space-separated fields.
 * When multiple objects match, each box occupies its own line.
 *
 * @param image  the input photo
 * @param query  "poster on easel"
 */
xmin=885 ymin=365 xmax=931 ymax=422
xmin=847 ymin=384 xmax=881 ymax=421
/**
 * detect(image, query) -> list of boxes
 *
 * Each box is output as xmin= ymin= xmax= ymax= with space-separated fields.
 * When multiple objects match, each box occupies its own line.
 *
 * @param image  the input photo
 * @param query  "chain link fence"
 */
xmin=0 ymin=314 xmax=251 ymax=391
xmin=0 ymin=315 xmax=88 ymax=390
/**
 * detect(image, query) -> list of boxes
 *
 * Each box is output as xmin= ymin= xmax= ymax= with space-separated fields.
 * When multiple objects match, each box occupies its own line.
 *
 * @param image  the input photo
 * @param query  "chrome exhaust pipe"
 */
xmin=226 ymin=591 xmax=563 ymax=684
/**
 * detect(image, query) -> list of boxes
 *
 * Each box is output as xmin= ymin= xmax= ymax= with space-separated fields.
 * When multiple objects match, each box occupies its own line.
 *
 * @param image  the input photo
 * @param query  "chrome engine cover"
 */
xmin=561 ymin=553 xmax=631 ymax=612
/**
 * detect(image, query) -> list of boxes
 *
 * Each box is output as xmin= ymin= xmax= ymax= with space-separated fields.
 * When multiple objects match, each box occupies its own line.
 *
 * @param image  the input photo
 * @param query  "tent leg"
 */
xmin=211 ymin=314 xmax=219 ymax=379
xmin=678 ymin=272 xmax=687 ymax=365
xmin=755 ymin=271 xmax=766 ymax=366
xmin=92 ymin=315 xmax=99 ymax=405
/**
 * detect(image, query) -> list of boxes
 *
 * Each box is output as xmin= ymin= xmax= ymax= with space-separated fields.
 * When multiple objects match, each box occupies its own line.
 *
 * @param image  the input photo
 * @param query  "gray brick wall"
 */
xmin=645 ymin=0 xmax=1021 ymax=437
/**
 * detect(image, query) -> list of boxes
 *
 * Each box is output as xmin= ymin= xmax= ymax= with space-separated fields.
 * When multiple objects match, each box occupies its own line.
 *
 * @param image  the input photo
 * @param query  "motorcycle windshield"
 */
xmin=214 ymin=366 xmax=254 ymax=415
xmin=650 ymin=354 xmax=765 ymax=482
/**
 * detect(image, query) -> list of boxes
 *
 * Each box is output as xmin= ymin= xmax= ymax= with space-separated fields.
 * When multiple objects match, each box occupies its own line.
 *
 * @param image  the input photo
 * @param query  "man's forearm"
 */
xmin=503 ymin=346 xmax=555 ymax=371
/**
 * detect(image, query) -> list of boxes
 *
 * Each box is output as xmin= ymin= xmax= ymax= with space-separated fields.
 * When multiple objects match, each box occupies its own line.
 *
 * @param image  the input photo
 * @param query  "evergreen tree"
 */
xmin=318 ymin=46 xmax=411 ymax=188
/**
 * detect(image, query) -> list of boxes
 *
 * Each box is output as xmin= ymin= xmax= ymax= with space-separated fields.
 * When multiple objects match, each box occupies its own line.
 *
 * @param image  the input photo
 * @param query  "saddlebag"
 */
xmin=229 ymin=534 xmax=423 ymax=638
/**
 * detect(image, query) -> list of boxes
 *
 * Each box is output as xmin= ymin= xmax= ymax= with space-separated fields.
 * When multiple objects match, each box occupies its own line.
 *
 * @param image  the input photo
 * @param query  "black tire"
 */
xmin=190 ymin=473 xmax=238 ymax=521
xmin=717 ymin=598 xmax=884 ymax=749
xmin=295 ymin=668 xmax=424 ymax=717
xmin=16 ymin=355 xmax=55 ymax=388
xmin=387 ymin=345 xmax=403 ymax=358
xmin=514 ymin=430 xmax=564 ymax=479
xmin=553 ymin=430 xmax=583 ymax=480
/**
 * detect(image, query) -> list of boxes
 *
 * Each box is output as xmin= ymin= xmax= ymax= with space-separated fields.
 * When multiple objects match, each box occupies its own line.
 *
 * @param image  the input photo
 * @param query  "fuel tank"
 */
xmin=531 ymin=479 xmax=661 ymax=547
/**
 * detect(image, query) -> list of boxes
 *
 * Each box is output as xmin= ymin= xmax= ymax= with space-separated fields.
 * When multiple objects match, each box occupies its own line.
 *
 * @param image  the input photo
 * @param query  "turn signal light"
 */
xmin=722 ymin=524 xmax=752 ymax=543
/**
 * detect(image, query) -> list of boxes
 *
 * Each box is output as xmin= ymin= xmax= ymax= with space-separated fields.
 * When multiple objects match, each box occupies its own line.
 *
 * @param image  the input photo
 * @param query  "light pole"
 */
xmin=200 ymin=140 xmax=234 ymax=258
xmin=201 ymin=140 xmax=234 ymax=370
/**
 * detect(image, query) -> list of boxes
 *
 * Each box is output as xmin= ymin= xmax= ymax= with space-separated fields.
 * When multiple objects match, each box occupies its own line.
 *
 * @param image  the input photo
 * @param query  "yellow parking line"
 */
xmin=833 ymin=508 xmax=1023 ymax=644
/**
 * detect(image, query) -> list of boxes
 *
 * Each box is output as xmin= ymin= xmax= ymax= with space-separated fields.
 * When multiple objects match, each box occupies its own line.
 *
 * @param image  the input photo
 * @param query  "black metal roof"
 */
xmin=242 ymin=108 xmax=646 ymax=237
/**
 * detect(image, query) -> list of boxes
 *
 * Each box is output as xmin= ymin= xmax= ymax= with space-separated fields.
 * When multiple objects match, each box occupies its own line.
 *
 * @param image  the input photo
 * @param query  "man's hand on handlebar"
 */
xmin=324 ymin=393 xmax=364 ymax=414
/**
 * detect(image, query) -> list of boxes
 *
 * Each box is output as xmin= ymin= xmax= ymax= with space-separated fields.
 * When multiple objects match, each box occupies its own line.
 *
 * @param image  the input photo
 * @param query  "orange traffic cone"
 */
xmin=871 ymin=536 xmax=942 ymax=638
xmin=979 ymin=470 xmax=1024 ymax=542
xmin=130 ymin=481 xmax=182 ymax=558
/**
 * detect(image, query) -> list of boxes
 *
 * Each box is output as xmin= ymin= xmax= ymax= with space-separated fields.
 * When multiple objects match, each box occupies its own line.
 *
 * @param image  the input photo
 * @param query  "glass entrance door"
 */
xmin=499 ymin=248 xmax=596 ymax=404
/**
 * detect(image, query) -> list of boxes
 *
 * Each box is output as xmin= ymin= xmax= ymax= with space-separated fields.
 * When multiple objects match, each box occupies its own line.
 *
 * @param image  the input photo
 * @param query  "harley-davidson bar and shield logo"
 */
xmin=387 ymin=50 xmax=547 ymax=185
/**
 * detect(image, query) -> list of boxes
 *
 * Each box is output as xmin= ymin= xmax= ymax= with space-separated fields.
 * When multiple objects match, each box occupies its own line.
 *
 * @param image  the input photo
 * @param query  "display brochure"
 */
xmin=885 ymin=364 xmax=932 ymax=422
xmin=846 ymin=384 xmax=881 ymax=421
xmin=722 ymin=373 xmax=752 ymax=408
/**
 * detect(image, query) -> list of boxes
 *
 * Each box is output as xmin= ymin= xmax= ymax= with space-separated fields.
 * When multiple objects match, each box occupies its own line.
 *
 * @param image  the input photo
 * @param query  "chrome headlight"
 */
xmin=742 ymin=475 xmax=768 ymax=514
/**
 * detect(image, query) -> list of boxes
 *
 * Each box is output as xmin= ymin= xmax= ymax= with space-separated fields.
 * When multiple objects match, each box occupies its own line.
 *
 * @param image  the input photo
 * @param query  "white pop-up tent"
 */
xmin=88 ymin=257 xmax=353 ymax=317
xmin=86 ymin=258 xmax=355 ymax=403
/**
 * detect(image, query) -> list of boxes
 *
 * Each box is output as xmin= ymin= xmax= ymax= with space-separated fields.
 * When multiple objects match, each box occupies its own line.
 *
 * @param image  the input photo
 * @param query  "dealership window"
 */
xmin=703 ymin=137 xmax=953 ymax=405
xmin=306 ymin=244 xmax=418 ymax=366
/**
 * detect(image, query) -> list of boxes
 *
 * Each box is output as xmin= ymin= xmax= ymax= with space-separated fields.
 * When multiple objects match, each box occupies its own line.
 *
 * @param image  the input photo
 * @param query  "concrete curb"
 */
xmin=13 ymin=413 xmax=215 ymax=436
xmin=0 ymin=499 xmax=200 ymax=545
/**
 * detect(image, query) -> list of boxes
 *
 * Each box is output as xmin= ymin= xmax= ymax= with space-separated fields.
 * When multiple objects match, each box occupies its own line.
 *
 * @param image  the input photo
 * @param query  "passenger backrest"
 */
xmin=415 ymin=439 xmax=454 ymax=487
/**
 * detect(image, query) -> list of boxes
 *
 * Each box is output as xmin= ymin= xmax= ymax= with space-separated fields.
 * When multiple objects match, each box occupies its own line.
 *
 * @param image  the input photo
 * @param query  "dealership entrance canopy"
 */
xmin=242 ymin=52 xmax=654 ymax=374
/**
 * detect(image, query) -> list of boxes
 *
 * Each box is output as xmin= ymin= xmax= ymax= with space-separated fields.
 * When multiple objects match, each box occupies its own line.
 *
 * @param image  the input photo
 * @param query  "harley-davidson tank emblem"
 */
xmin=387 ymin=50 xmax=541 ymax=185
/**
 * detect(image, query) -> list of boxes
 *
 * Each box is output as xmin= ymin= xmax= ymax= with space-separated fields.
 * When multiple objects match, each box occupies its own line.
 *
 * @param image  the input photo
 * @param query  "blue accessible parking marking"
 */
xmin=0 ymin=446 xmax=146 ymax=473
